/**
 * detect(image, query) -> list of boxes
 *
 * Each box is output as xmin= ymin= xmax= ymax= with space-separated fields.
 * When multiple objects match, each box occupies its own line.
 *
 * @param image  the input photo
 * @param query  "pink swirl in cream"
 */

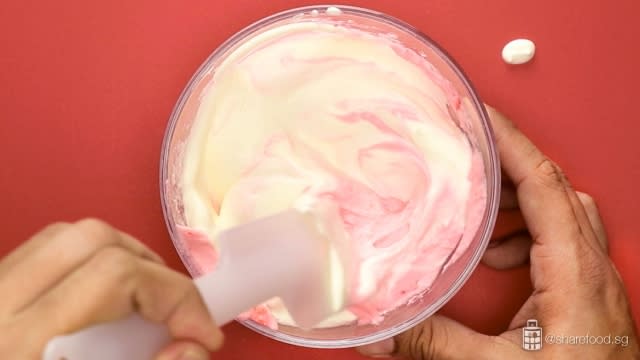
xmin=179 ymin=18 xmax=487 ymax=328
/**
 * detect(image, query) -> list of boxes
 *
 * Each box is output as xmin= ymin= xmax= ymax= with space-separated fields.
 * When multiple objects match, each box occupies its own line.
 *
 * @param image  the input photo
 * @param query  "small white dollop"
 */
xmin=501 ymin=38 xmax=535 ymax=65
xmin=310 ymin=9 xmax=319 ymax=16
xmin=325 ymin=6 xmax=342 ymax=16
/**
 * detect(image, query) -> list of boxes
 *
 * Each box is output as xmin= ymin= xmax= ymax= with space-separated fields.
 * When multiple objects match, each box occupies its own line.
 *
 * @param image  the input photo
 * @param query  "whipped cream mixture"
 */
xmin=179 ymin=18 xmax=487 ymax=328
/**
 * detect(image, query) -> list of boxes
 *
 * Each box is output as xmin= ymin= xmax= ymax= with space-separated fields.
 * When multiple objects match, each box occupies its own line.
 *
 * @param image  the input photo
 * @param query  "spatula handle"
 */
xmin=41 ymin=262 xmax=277 ymax=360
xmin=42 ymin=314 xmax=170 ymax=360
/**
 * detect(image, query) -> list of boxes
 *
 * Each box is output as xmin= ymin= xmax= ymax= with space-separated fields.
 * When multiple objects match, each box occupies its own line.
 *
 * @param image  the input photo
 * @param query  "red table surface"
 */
xmin=1 ymin=0 xmax=639 ymax=359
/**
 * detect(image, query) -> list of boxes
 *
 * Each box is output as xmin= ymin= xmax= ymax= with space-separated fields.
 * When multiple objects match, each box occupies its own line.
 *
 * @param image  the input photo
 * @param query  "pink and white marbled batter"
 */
xmin=178 ymin=18 xmax=487 ymax=328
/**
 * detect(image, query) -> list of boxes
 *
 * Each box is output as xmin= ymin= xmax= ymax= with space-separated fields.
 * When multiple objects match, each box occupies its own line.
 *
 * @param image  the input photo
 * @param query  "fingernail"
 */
xmin=179 ymin=348 xmax=208 ymax=360
xmin=357 ymin=338 xmax=396 ymax=358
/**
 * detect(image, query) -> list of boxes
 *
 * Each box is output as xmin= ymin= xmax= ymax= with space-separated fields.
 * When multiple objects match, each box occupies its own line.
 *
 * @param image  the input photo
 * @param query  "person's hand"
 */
xmin=0 ymin=219 xmax=223 ymax=360
xmin=358 ymin=107 xmax=639 ymax=359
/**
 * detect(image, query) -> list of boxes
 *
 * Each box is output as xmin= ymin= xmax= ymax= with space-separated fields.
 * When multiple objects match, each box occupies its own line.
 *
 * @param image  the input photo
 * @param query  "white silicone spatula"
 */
xmin=42 ymin=209 xmax=345 ymax=360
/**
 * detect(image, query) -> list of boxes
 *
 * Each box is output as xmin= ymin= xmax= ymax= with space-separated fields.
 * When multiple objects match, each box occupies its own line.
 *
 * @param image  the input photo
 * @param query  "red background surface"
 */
xmin=1 ymin=1 xmax=639 ymax=359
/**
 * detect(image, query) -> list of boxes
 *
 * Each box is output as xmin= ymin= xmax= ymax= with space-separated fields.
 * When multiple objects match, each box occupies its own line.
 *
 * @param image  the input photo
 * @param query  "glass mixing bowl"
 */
xmin=160 ymin=5 xmax=500 ymax=349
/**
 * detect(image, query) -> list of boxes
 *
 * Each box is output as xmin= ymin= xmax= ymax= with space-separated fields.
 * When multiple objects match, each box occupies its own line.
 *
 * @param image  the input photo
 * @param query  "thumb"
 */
xmin=357 ymin=315 xmax=520 ymax=359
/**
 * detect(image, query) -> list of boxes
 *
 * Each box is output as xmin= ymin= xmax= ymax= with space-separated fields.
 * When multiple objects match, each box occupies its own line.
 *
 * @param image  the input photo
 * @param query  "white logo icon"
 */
xmin=522 ymin=319 xmax=542 ymax=351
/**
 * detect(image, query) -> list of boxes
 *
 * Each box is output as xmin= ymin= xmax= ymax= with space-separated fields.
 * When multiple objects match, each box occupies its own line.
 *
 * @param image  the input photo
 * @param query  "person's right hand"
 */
xmin=358 ymin=107 xmax=640 ymax=359
xmin=0 ymin=219 xmax=223 ymax=360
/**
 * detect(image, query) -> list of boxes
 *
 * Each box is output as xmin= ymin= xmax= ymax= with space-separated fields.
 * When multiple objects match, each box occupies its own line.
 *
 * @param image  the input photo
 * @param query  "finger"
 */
xmin=483 ymin=232 xmax=532 ymax=269
xmin=487 ymin=107 xmax=589 ymax=290
xmin=0 ymin=219 xmax=163 ymax=315
xmin=155 ymin=341 xmax=210 ymax=360
xmin=0 ymin=222 xmax=70 ymax=276
xmin=576 ymin=191 xmax=608 ymax=252
xmin=554 ymin=171 xmax=606 ymax=256
xmin=487 ymin=106 xmax=581 ymax=249
xmin=1 ymin=220 xmax=163 ymax=273
xmin=18 ymin=247 xmax=223 ymax=356
xmin=357 ymin=315 xmax=521 ymax=359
